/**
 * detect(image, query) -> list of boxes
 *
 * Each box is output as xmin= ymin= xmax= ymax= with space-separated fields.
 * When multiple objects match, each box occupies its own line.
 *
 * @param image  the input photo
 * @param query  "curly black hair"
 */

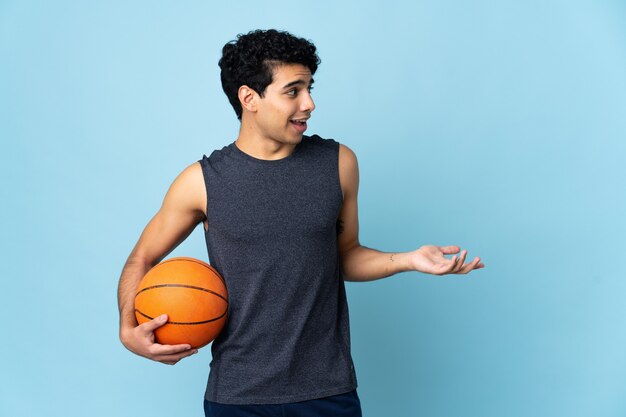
xmin=219 ymin=29 xmax=321 ymax=120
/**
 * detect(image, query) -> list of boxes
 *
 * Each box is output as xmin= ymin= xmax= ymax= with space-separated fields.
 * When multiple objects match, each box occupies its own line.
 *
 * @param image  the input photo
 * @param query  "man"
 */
xmin=118 ymin=29 xmax=484 ymax=417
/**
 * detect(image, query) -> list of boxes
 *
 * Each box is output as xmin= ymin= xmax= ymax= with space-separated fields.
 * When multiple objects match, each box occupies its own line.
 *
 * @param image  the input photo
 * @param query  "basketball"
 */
xmin=134 ymin=257 xmax=228 ymax=349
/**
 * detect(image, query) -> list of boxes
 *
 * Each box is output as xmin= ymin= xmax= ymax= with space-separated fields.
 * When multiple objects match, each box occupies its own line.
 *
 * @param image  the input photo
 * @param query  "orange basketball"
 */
xmin=134 ymin=257 xmax=228 ymax=349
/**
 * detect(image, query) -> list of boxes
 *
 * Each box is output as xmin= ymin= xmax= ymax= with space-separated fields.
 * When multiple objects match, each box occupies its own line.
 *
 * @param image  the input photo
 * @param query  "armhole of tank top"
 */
xmin=199 ymin=156 xmax=211 ymax=233
xmin=334 ymin=140 xmax=344 ymax=204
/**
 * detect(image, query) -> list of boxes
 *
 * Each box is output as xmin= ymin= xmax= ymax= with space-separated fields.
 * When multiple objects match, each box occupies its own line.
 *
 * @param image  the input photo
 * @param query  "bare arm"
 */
xmin=117 ymin=162 xmax=207 ymax=364
xmin=336 ymin=144 xmax=484 ymax=282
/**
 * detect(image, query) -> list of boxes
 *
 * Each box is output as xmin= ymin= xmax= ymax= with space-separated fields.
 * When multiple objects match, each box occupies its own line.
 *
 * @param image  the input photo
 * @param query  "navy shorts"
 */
xmin=204 ymin=390 xmax=362 ymax=417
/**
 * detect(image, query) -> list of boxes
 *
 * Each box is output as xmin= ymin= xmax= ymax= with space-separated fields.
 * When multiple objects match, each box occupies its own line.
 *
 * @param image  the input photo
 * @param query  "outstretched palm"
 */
xmin=409 ymin=245 xmax=484 ymax=275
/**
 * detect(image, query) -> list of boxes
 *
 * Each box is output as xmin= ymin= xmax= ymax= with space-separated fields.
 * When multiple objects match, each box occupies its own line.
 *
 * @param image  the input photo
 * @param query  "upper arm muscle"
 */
xmin=130 ymin=162 xmax=207 ymax=265
xmin=337 ymin=144 xmax=360 ymax=257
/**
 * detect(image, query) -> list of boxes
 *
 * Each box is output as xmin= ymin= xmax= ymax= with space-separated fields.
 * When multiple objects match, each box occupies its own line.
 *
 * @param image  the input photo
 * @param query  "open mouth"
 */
xmin=290 ymin=118 xmax=308 ymax=133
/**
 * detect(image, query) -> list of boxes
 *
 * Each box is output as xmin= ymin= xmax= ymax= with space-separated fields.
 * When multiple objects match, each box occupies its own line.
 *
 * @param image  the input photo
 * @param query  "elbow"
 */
xmin=339 ymin=244 xmax=360 ymax=281
xmin=340 ymin=264 xmax=353 ymax=281
xmin=127 ymin=249 xmax=159 ymax=269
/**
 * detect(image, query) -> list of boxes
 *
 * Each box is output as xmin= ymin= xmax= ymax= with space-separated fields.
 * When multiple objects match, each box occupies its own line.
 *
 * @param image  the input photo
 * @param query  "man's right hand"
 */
xmin=120 ymin=314 xmax=198 ymax=365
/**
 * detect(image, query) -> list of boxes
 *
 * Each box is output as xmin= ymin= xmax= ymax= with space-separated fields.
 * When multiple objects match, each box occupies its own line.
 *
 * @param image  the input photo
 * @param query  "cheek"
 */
xmin=259 ymin=97 xmax=294 ymax=126
xmin=268 ymin=104 xmax=292 ymax=124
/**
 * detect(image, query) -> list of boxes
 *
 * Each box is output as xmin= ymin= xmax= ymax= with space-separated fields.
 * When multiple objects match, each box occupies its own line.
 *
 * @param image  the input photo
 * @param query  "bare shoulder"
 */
xmin=161 ymin=161 xmax=207 ymax=217
xmin=338 ymin=143 xmax=357 ymax=160
xmin=338 ymin=144 xmax=359 ymax=199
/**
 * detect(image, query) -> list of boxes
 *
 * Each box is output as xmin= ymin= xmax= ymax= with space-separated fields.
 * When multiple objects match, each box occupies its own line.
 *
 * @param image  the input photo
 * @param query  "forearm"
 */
xmin=117 ymin=254 xmax=153 ymax=338
xmin=340 ymin=245 xmax=413 ymax=282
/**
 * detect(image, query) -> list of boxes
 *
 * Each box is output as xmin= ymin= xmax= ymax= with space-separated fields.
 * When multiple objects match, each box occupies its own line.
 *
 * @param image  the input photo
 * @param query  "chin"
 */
xmin=286 ymin=135 xmax=304 ymax=144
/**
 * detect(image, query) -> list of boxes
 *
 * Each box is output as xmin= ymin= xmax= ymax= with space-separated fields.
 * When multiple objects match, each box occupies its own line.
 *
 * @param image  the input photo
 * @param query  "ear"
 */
xmin=238 ymin=85 xmax=259 ymax=114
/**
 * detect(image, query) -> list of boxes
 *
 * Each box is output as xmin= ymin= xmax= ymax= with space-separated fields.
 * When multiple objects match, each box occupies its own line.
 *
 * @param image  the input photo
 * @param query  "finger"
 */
xmin=458 ymin=257 xmax=481 ymax=274
xmin=452 ymin=250 xmax=468 ymax=272
xmin=451 ymin=255 xmax=461 ymax=272
xmin=150 ymin=342 xmax=193 ymax=356
xmin=139 ymin=314 xmax=169 ymax=333
xmin=157 ymin=348 xmax=198 ymax=364
xmin=439 ymin=245 xmax=460 ymax=255
xmin=439 ymin=255 xmax=459 ymax=275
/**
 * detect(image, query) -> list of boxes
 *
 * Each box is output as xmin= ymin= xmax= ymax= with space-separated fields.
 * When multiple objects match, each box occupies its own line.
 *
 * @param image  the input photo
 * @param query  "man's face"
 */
xmin=254 ymin=63 xmax=315 ymax=145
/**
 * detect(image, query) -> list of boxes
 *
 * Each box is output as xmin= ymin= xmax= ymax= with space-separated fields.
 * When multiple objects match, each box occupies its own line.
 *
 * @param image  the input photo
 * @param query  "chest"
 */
xmin=207 ymin=168 xmax=343 ymax=242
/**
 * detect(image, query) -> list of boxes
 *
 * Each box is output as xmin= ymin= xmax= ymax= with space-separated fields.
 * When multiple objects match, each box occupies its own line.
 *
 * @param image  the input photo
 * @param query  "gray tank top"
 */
xmin=198 ymin=134 xmax=357 ymax=405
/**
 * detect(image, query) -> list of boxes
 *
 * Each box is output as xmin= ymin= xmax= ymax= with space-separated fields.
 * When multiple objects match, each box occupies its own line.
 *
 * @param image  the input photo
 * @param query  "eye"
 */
xmin=287 ymin=89 xmax=297 ymax=96
xmin=308 ymin=85 xmax=314 ymax=93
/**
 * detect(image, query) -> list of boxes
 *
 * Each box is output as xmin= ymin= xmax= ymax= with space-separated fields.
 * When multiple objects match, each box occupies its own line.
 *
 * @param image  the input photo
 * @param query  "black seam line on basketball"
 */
xmin=135 ymin=309 xmax=227 ymax=325
xmin=160 ymin=258 xmax=226 ymax=285
xmin=135 ymin=284 xmax=228 ymax=303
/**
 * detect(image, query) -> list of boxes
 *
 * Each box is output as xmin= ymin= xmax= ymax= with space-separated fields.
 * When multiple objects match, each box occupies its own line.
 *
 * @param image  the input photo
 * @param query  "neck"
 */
xmin=235 ymin=117 xmax=300 ymax=161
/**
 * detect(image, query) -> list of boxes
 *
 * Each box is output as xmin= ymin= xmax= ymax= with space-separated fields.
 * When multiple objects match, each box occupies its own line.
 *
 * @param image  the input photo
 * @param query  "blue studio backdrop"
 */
xmin=1 ymin=1 xmax=625 ymax=416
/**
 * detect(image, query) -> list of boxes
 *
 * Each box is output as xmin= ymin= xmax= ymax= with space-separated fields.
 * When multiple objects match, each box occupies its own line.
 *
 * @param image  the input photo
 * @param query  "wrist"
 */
xmin=389 ymin=251 xmax=413 ymax=274
xmin=119 ymin=327 xmax=131 ymax=345
xmin=119 ymin=321 xmax=138 ymax=345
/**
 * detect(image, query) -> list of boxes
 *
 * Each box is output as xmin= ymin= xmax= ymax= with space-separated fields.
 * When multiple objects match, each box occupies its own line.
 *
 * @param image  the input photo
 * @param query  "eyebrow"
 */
xmin=282 ymin=78 xmax=315 ymax=90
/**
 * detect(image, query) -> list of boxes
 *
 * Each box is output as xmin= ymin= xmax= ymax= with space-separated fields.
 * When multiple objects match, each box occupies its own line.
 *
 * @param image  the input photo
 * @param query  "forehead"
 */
xmin=269 ymin=63 xmax=313 ymax=86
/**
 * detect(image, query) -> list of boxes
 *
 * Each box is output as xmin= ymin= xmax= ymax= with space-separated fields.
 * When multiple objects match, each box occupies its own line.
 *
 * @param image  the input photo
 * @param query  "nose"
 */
xmin=301 ymin=91 xmax=315 ymax=113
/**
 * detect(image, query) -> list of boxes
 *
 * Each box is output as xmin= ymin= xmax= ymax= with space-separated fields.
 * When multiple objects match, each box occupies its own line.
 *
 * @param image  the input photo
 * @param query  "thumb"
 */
xmin=140 ymin=313 xmax=168 ymax=333
xmin=439 ymin=245 xmax=460 ymax=254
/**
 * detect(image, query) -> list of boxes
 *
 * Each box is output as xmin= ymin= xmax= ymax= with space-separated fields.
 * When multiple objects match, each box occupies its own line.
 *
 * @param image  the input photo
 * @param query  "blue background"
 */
xmin=2 ymin=1 xmax=625 ymax=416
